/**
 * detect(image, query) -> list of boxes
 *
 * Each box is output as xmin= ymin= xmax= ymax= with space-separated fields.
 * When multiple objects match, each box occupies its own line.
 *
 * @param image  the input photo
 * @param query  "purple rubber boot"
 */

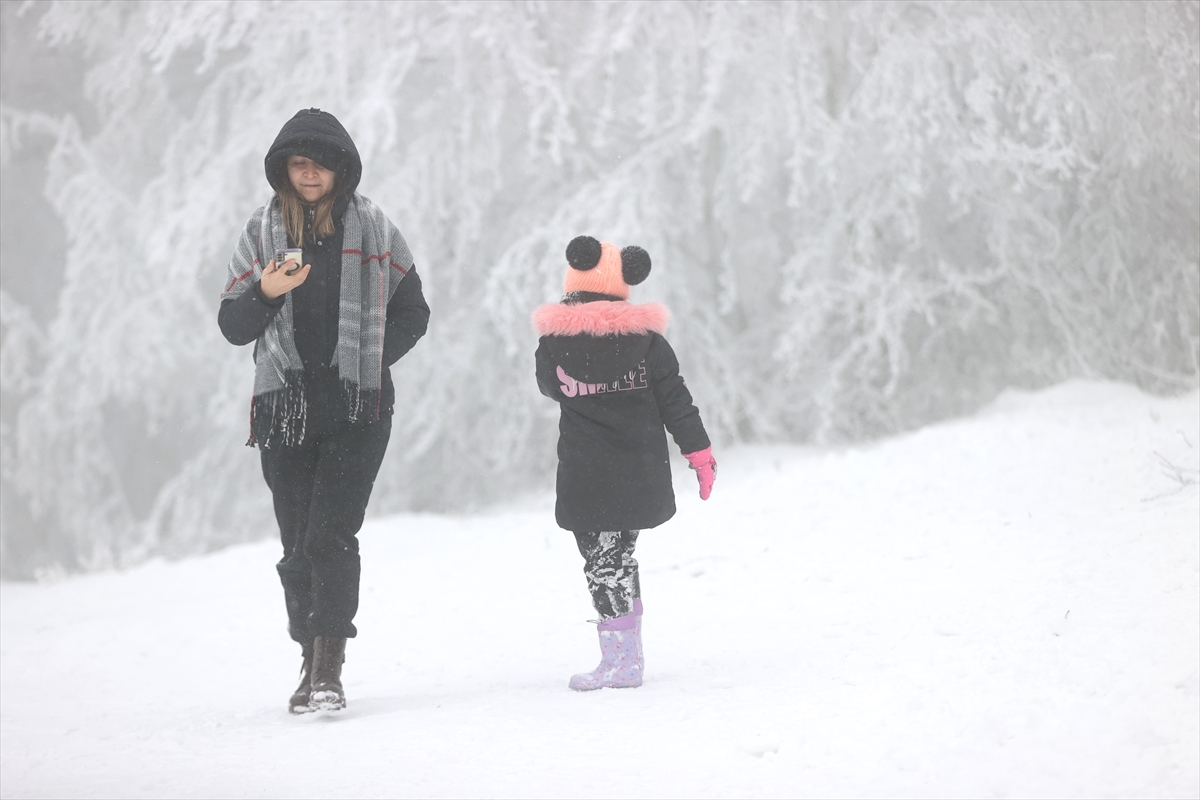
xmin=632 ymin=597 xmax=643 ymax=657
xmin=569 ymin=599 xmax=645 ymax=691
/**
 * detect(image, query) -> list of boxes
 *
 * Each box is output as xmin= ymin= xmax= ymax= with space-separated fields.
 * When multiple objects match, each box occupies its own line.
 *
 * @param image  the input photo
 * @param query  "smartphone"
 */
xmin=275 ymin=248 xmax=304 ymax=276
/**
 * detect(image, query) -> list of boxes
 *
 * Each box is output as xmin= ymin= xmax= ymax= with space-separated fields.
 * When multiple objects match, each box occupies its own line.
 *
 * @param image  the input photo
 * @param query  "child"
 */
xmin=533 ymin=236 xmax=717 ymax=690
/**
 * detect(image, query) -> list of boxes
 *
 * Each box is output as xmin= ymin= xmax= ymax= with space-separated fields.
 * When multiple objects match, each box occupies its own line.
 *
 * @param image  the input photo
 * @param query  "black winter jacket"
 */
xmin=219 ymin=108 xmax=429 ymax=430
xmin=217 ymin=235 xmax=429 ymax=425
xmin=534 ymin=299 xmax=710 ymax=532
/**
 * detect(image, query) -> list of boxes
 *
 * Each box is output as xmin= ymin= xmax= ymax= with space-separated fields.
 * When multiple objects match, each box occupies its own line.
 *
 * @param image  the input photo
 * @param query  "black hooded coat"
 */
xmin=218 ymin=108 xmax=429 ymax=429
xmin=534 ymin=299 xmax=710 ymax=532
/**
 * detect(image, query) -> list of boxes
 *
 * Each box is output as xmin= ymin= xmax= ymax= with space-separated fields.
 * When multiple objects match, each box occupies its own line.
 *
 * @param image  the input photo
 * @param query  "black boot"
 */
xmin=288 ymin=641 xmax=314 ymax=714
xmin=309 ymin=636 xmax=347 ymax=711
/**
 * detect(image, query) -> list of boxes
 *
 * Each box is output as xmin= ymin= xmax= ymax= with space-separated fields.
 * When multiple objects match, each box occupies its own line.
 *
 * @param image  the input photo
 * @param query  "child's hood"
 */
xmin=533 ymin=301 xmax=670 ymax=384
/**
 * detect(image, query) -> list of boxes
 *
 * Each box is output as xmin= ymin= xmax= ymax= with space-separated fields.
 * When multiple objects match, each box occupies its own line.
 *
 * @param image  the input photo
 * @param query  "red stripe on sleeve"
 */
xmin=224 ymin=269 xmax=255 ymax=293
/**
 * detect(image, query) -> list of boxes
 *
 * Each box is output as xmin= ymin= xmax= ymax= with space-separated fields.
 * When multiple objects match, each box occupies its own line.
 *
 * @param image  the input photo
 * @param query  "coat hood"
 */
xmin=533 ymin=301 xmax=669 ymax=384
xmin=265 ymin=108 xmax=362 ymax=196
xmin=532 ymin=301 xmax=669 ymax=338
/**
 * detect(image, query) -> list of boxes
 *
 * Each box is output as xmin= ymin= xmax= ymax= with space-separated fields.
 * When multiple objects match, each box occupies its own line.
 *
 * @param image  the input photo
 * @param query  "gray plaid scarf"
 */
xmin=222 ymin=192 xmax=413 ymax=447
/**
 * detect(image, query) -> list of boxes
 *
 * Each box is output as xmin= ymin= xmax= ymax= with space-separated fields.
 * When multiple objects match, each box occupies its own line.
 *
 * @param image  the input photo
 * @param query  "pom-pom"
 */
xmin=566 ymin=236 xmax=602 ymax=271
xmin=620 ymin=246 xmax=652 ymax=285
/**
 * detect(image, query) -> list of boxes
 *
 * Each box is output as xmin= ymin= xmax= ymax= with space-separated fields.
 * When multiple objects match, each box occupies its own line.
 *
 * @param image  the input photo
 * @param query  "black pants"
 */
xmin=573 ymin=530 xmax=641 ymax=620
xmin=260 ymin=416 xmax=391 ymax=643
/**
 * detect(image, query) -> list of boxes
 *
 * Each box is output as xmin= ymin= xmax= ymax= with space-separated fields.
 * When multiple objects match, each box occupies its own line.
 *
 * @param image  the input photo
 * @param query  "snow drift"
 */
xmin=2 ymin=381 xmax=1196 ymax=798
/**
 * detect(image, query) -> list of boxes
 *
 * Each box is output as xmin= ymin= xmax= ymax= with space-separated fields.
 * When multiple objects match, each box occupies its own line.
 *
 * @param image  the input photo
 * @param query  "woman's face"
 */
xmin=288 ymin=156 xmax=336 ymax=204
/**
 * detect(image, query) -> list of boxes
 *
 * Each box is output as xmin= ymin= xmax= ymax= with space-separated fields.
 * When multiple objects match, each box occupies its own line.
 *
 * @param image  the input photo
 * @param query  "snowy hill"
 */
xmin=2 ymin=381 xmax=1197 ymax=798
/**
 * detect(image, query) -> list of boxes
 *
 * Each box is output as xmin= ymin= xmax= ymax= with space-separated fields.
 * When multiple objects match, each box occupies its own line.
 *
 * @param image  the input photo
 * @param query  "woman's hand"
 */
xmin=259 ymin=257 xmax=311 ymax=299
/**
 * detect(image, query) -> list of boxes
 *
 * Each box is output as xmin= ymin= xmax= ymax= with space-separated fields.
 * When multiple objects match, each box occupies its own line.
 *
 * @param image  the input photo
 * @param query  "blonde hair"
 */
xmin=278 ymin=178 xmax=338 ymax=246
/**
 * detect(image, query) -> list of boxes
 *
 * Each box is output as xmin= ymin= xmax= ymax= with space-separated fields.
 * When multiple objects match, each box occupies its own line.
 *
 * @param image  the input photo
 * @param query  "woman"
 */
xmin=219 ymin=108 xmax=429 ymax=713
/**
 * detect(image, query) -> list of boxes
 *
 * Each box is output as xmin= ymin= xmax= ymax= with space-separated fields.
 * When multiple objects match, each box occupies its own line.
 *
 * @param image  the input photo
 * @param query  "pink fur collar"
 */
xmin=532 ymin=301 xmax=670 ymax=337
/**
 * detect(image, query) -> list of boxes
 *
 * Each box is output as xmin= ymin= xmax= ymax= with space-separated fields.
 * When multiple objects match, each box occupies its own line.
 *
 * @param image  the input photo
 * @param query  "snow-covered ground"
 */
xmin=2 ymin=380 xmax=1197 ymax=799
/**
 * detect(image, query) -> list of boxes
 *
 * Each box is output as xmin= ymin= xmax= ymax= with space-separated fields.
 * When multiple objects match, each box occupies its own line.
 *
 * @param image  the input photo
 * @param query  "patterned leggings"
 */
xmin=573 ymin=530 xmax=641 ymax=620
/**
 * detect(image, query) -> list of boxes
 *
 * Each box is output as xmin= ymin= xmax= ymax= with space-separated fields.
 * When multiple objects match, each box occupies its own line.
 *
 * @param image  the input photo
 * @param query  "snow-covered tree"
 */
xmin=1 ymin=0 xmax=1196 ymax=577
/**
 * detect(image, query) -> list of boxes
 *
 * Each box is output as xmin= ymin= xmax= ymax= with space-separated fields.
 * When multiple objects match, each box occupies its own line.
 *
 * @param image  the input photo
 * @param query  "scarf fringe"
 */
xmin=248 ymin=375 xmax=381 ymax=448
xmin=343 ymin=379 xmax=381 ymax=425
xmin=248 ymin=372 xmax=308 ymax=449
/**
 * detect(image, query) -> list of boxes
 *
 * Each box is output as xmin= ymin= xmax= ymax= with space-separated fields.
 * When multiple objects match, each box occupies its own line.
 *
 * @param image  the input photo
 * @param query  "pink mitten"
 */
xmin=683 ymin=447 xmax=717 ymax=500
